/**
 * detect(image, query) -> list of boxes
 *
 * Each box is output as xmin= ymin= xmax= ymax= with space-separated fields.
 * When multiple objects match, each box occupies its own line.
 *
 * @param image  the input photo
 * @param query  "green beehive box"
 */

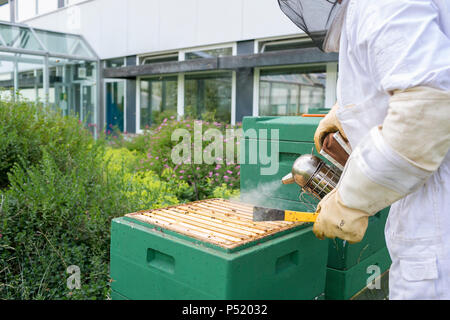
xmin=110 ymin=199 xmax=328 ymax=300
xmin=240 ymin=116 xmax=390 ymax=271
xmin=325 ymin=246 xmax=392 ymax=300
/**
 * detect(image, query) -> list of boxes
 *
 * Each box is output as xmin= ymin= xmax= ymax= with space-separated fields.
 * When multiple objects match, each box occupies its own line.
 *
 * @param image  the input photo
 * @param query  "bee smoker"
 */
xmin=281 ymin=132 xmax=351 ymax=204
xmin=281 ymin=154 xmax=341 ymax=201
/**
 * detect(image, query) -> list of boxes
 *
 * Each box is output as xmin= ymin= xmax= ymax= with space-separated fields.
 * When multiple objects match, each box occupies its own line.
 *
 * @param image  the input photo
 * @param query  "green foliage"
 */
xmin=0 ymin=99 xmax=93 ymax=189
xmin=0 ymin=98 xmax=241 ymax=300
xmin=0 ymin=101 xmax=187 ymax=300
xmin=212 ymin=184 xmax=240 ymax=200
xmin=133 ymin=117 xmax=241 ymax=201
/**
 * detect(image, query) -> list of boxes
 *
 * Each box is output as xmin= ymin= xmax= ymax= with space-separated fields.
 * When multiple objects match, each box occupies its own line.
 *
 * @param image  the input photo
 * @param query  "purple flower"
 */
xmin=227 ymin=170 xmax=233 ymax=174
xmin=208 ymin=172 xmax=213 ymax=177
xmin=179 ymin=170 xmax=185 ymax=174
xmin=179 ymin=176 xmax=184 ymax=179
xmin=224 ymin=175 xmax=229 ymax=180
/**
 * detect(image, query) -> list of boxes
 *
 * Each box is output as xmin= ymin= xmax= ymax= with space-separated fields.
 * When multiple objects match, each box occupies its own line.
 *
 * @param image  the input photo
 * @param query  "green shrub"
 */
xmin=0 ymin=99 xmax=241 ymax=300
xmin=0 ymin=101 xmax=186 ymax=300
xmin=133 ymin=117 xmax=241 ymax=201
xmin=212 ymin=184 xmax=240 ymax=200
xmin=0 ymin=99 xmax=93 ymax=189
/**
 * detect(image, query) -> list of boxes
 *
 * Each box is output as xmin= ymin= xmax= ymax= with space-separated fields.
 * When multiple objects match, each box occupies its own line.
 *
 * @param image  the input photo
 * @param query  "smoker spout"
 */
xmin=281 ymin=173 xmax=295 ymax=185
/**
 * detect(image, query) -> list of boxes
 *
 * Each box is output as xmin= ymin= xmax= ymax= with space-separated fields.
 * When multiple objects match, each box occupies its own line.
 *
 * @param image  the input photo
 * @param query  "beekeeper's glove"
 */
xmin=314 ymin=104 xmax=348 ymax=153
xmin=313 ymin=189 xmax=369 ymax=244
xmin=313 ymin=87 xmax=450 ymax=244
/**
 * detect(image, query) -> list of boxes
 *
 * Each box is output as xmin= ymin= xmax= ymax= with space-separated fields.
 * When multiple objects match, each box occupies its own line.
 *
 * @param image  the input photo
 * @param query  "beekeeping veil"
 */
xmin=278 ymin=0 xmax=349 ymax=52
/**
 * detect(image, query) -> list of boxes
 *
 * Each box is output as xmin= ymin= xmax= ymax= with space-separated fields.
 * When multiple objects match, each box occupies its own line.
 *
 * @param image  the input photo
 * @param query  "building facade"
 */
xmin=1 ymin=0 xmax=338 ymax=134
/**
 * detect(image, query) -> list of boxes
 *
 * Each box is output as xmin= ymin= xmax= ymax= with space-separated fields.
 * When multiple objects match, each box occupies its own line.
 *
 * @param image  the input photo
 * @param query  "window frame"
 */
xmin=104 ymin=78 xmax=127 ymax=133
xmin=136 ymin=73 xmax=179 ymax=134
xmin=253 ymin=62 xmax=337 ymax=117
xmin=180 ymin=42 xmax=237 ymax=61
xmin=136 ymin=43 xmax=238 ymax=133
xmin=253 ymin=34 xmax=312 ymax=54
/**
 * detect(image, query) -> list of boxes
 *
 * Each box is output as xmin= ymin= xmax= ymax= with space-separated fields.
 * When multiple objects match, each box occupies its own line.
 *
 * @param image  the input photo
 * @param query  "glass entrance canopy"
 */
xmin=0 ymin=21 xmax=100 ymax=134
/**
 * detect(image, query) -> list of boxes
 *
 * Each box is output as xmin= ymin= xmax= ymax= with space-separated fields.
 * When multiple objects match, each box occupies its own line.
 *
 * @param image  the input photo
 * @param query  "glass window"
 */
xmin=185 ymin=47 xmax=232 ymax=60
xmin=259 ymin=66 xmax=326 ymax=116
xmin=0 ymin=22 xmax=99 ymax=133
xmin=105 ymin=57 xmax=125 ymax=68
xmin=140 ymin=53 xmax=178 ymax=65
xmin=140 ymin=76 xmax=177 ymax=129
xmin=0 ymin=24 xmax=45 ymax=51
xmin=17 ymin=54 xmax=45 ymax=103
xmin=185 ymin=72 xmax=232 ymax=123
xmin=33 ymin=29 xmax=96 ymax=58
xmin=106 ymin=81 xmax=125 ymax=132
xmin=0 ymin=2 xmax=11 ymax=22
xmin=66 ymin=0 xmax=85 ymax=5
xmin=37 ymin=0 xmax=58 ymax=15
xmin=0 ymin=53 xmax=44 ymax=103
xmin=258 ymin=37 xmax=313 ymax=53
xmin=0 ymin=52 xmax=16 ymax=101
xmin=47 ymin=58 xmax=97 ymax=128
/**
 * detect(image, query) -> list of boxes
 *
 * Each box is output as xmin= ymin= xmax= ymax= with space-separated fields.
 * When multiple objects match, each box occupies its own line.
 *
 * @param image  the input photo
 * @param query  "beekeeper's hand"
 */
xmin=313 ymin=189 xmax=369 ymax=244
xmin=314 ymin=104 xmax=348 ymax=153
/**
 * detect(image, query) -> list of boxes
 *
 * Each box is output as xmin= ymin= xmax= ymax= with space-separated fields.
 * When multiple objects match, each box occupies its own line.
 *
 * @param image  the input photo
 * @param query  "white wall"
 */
xmin=22 ymin=0 xmax=302 ymax=59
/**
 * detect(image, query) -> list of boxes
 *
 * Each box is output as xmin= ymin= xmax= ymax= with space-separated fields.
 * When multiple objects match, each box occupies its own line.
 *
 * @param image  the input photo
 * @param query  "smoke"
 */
xmin=233 ymin=180 xmax=283 ymax=207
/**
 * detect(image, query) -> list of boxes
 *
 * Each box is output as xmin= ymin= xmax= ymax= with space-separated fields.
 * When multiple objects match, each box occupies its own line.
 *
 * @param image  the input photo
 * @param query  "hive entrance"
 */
xmin=126 ymin=199 xmax=302 ymax=249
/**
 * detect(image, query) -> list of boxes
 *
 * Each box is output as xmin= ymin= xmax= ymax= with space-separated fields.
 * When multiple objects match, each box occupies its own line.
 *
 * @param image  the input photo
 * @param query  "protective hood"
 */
xmin=278 ymin=0 xmax=347 ymax=52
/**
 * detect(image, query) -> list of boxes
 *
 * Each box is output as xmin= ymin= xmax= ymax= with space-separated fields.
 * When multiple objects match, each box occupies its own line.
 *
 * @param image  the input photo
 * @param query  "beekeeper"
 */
xmin=279 ymin=0 xmax=450 ymax=299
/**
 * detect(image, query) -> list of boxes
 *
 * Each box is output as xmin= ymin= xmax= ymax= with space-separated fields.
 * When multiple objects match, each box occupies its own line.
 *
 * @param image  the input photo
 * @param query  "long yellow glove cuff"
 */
xmin=338 ymin=87 xmax=450 ymax=216
xmin=313 ymin=189 xmax=369 ymax=244
xmin=314 ymin=104 xmax=348 ymax=153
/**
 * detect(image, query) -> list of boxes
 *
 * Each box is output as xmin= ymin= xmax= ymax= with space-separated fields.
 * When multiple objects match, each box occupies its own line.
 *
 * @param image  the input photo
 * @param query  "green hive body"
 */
xmin=110 ymin=116 xmax=391 ymax=300
xmin=240 ymin=116 xmax=391 ymax=300
xmin=110 ymin=217 xmax=328 ymax=300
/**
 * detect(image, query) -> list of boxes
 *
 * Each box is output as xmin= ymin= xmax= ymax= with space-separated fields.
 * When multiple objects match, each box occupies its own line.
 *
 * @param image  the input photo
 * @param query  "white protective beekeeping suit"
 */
xmin=335 ymin=0 xmax=450 ymax=299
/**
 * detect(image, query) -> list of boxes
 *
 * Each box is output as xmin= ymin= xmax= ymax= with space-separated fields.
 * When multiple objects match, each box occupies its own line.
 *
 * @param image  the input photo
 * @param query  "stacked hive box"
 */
xmin=110 ymin=199 xmax=328 ymax=300
xmin=240 ymin=116 xmax=391 ymax=300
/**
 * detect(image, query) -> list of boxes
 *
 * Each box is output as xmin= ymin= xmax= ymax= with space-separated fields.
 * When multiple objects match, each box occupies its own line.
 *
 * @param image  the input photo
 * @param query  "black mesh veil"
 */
xmin=278 ymin=0 xmax=341 ymax=50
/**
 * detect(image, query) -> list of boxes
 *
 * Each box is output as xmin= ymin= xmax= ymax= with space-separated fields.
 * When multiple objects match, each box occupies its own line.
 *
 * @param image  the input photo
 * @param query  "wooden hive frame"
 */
xmin=126 ymin=198 xmax=302 ymax=250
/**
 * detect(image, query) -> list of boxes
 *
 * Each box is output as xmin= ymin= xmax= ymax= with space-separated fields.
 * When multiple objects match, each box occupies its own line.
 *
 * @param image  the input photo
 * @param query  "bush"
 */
xmin=132 ymin=117 xmax=241 ymax=201
xmin=0 ymin=99 xmax=94 ymax=189
xmin=0 ymin=98 xmax=241 ymax=300
xmin=0 ymin=101 xmax=186 ymax=300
